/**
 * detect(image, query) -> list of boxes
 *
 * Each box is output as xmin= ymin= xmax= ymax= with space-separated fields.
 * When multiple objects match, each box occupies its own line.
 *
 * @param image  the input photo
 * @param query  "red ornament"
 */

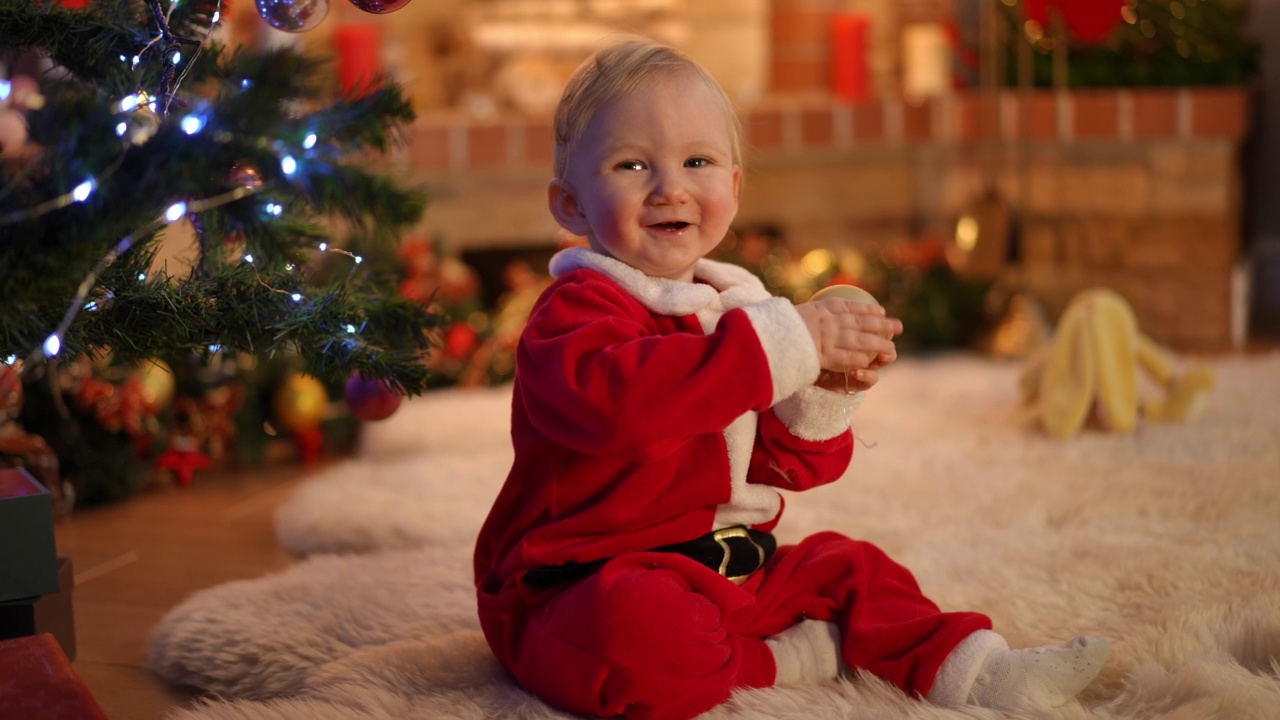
xmin=293 ymin=426 xmax=325 ymax=465
xmin=1024 ymin=0 xmax=1125 ymax=45
xmin=344 ymin=373 xmax=402 ymax=421
xmin=443 ymin=322 xmax=478 ymax=359
xmin=347 ymin=0 xmax=411 ymax=13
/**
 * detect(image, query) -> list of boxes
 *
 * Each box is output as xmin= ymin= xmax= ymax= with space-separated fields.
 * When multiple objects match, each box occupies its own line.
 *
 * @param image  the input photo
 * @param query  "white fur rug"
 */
xmin=148 ymin=353 xmax=1280 ymax=720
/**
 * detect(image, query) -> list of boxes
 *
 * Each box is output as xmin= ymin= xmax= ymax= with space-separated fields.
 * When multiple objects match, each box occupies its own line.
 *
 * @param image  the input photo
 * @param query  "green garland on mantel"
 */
xmin=1003 ymin=0 xmax=1261 ymax=88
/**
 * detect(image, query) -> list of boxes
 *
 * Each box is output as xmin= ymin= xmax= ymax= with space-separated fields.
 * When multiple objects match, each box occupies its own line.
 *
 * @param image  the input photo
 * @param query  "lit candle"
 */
xmin=830 ymin=12 xmax=870 ymax=103
xmin=333 ymin=23 xmax=382 ymax=96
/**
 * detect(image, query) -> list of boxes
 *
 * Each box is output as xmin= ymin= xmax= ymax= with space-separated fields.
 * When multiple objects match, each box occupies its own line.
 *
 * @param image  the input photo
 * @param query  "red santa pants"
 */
xmin=483 ymin=531 xmax=991 ymax=720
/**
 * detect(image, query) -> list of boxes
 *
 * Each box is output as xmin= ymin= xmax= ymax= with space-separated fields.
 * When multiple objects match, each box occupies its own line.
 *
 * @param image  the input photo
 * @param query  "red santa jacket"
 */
xmin=474 ymin=248 xmax=860 ymax=595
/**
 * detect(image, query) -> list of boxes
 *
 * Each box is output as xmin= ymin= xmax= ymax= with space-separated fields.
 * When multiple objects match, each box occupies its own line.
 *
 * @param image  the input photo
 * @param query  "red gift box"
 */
xmin=0 ymin=633 xmax=107 ymax=720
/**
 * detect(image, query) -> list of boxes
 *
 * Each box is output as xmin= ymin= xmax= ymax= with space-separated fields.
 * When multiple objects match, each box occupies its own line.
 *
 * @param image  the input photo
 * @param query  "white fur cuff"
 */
xmin=740 ymin=298 xmax=821 ymax=405
xmin=772 ymin=386 xmax=864 ymax=442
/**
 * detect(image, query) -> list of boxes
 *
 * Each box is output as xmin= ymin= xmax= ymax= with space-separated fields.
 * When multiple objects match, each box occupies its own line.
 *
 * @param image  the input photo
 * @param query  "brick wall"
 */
xmin=398 ymin=86 xmax=1251 ymax=351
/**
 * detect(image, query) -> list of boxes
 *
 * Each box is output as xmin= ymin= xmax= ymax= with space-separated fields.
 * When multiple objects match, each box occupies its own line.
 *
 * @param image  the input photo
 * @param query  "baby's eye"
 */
xmin=685 ymin=157 xmax=710 ymax=168
xmin=615 ymin=160 xmax=645 ymax=171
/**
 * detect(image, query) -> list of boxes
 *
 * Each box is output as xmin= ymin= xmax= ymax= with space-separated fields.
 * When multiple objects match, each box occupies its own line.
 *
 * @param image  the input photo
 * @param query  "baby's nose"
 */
xmin=649 ymin=169 xmax=690 ymax=204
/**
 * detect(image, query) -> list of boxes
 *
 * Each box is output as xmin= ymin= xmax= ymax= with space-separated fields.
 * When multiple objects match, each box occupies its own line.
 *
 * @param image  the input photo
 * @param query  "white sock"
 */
xmin=764 ymin=619 xmax=843 ymax=686
xmin=968 ymin=635 xmax=1111 ymax=709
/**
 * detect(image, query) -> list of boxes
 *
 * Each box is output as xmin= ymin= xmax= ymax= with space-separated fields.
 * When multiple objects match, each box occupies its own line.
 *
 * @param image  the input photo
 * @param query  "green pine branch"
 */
xmin=0 ymin=1 xmax=442 ymax=395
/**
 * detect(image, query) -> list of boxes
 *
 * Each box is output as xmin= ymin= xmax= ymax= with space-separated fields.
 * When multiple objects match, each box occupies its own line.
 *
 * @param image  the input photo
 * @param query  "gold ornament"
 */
xmin=807 ymin=284 xmax=886 ymax=369
xmin=135 ymin=360 xmax=176 ymax=411
xmin=229 ymin=163 xmax=263 ymax=190
xmin=273 ymin=373 xmax=329 ymax=431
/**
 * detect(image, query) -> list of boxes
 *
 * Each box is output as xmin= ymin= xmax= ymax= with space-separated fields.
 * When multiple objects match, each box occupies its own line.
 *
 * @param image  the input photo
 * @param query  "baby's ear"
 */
xmin=548 ymin=179 xmax=590 ymax=236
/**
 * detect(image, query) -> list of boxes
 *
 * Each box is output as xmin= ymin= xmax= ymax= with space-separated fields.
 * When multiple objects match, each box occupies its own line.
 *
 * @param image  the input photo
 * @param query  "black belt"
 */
xmin=522 ymin=526 xmax=776 ymax=588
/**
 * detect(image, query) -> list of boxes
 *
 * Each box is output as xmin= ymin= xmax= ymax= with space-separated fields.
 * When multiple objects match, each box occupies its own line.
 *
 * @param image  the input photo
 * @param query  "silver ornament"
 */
xmin=256 ymin=0 xmax=330 ymax=33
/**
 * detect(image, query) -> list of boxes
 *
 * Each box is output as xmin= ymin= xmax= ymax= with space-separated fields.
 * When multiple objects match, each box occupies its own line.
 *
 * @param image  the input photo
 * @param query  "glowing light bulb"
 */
xmin=116 ymin=122 xmax=127 ymax=137
xmin=3 ymin=355 xmax=16 ymax=365
xmin=345 ymin=324 xmax=357 ymax=334
xmin=1 ymin=81 xmax=11 ymax=101
xmin=171 ymin=51 xmax=182 ymax=64
xmin=291 ymin=293 xmax=303 ymax=302
xmin=72 ymin=179 xmax=96 ymax=202
xmin=244 ymin=254 xmax=255 ymax=264
xmin=43 ymin=334 xmax=61 ymax=358
xmin=303 ymin=133 xmax=318 ymax=149
xmin=281 ymin=155 xmax=297 ymax=175
xmin=319 ymin=242 xmax=328 ymax=252
xmin=164 ymin=202 xmax=187 ymax=222
xmin=137 ymin=273 xmax=147 ymax=281
xmin=354 ymin=255 xmax=364 ymax=264
xmin=119 ymin=94 xmax=140 ymax=112
xmin=181 ymin=115 xmax=206 ymax=135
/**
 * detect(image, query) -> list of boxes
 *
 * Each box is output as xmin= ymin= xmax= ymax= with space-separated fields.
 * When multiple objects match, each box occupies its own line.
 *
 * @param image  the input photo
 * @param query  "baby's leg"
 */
xmin=928 ymin=630 xmax=1110 ymax=709
xmin=511 ymin=553 xmax=775 ymax=720
xmin=735 ymin=532 xmax=992 ymax=697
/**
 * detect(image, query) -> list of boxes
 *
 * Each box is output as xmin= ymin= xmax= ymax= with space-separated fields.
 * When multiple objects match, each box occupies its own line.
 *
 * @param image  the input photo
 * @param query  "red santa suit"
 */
xmin=474 ymin=248 xmax=991 ymax=720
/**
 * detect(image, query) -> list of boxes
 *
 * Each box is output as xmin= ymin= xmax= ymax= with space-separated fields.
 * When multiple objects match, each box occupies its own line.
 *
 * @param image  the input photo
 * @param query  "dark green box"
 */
xmin=0 ymin=468 xmax=59 ymax=604
xmin=0 ymin=558 xmax=76 ymax=660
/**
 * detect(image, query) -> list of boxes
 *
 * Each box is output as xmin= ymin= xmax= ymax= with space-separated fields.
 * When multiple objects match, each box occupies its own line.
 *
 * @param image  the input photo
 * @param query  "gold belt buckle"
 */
xmin=712 ymin=526 xmax=765 ymax=584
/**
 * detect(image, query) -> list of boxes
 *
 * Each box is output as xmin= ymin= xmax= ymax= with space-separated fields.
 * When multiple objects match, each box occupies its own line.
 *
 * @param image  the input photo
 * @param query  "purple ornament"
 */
xmin=256 ymin=0 xmax=330 ymax=32
xmin=347 ymin=0 xmax=412 ymax=13
xmin=344 ymin=373 xmax=402 ymax=421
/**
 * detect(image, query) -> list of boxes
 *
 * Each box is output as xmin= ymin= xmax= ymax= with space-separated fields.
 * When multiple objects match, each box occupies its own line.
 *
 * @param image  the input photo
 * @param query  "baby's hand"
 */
xmin=795 ymin=297 xmax=902 ymax=378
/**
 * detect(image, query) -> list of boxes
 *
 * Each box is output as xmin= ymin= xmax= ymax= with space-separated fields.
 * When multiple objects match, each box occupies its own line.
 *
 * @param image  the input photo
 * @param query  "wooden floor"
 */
xmin=54 ymin=462 xmax=320 ymax=720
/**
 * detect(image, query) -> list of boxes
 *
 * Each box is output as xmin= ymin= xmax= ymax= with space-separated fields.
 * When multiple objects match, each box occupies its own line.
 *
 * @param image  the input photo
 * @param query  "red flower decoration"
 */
xmin=156 ymin=436 xmax=211 ymax=486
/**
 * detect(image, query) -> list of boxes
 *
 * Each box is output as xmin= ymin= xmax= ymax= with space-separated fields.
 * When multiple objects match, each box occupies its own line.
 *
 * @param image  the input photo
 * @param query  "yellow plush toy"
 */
xmin=1020 ymin=288 xmax=1216 ymax=439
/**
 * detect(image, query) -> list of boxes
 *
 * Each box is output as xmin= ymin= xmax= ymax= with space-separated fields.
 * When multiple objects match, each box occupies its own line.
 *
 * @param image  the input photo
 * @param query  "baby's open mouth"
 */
xmin=652 ymin=222 xmax=690 ymax=231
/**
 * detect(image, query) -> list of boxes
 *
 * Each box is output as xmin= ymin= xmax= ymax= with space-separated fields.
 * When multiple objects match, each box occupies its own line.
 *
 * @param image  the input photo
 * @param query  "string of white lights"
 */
xmin=8 ymin=0 xmax=371 ymax=374
xmin=26 ymin=184 xmax=262 ymax=369
xmin=242 ymin=240 xmax=365 ymax=302
xmin=2 ymin=0 xmax=226 ymax=227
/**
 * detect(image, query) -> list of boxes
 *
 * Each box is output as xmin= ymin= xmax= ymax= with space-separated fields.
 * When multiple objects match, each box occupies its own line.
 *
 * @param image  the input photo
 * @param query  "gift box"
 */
xmin=0 ymin=558 xmax=76 ymax=660
xmin=0 ymin=467 xmax=60 ymax=604
xmin=0 ymin=633 xmax=108 ymax=720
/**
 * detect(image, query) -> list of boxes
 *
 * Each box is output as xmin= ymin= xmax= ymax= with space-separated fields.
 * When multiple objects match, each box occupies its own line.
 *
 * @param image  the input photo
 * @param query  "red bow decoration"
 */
xmin=1024 ymin=0 xmax=1127 ymax=45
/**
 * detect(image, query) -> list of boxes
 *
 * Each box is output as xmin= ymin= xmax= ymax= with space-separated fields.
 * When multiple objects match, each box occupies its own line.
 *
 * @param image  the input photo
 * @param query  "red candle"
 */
xmin=831 ymin=12 xmax=870 ymax=102
xmin=333 ymin=23 xmax=382 ymax=96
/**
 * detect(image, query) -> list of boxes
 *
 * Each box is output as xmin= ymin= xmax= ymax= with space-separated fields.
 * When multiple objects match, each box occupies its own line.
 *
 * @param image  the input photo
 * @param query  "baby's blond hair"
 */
xmin=553 ymin=38 xmax=743 ymax=180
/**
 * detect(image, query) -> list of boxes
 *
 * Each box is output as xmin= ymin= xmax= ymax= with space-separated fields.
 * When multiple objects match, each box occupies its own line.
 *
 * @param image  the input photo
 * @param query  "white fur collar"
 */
xmin=548 ymin=247 xmax=772 ymax=317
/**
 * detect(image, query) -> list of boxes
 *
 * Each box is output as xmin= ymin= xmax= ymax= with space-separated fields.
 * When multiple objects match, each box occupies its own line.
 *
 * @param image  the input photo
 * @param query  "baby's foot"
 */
xmin=969 ymin=636 xmax=1111 ymax=709
xmin=765 ymin=619 xmax=842 ymax=686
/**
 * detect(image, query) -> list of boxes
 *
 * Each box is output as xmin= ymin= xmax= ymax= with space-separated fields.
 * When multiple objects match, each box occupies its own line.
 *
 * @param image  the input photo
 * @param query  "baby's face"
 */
xmin=561 ymin=72 xmax=740 ymax=282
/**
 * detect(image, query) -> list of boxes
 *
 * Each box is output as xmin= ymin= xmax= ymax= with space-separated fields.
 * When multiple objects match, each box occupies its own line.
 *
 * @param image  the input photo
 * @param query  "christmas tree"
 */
xmin=0 ymin=1 xmax=441 ymax=504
